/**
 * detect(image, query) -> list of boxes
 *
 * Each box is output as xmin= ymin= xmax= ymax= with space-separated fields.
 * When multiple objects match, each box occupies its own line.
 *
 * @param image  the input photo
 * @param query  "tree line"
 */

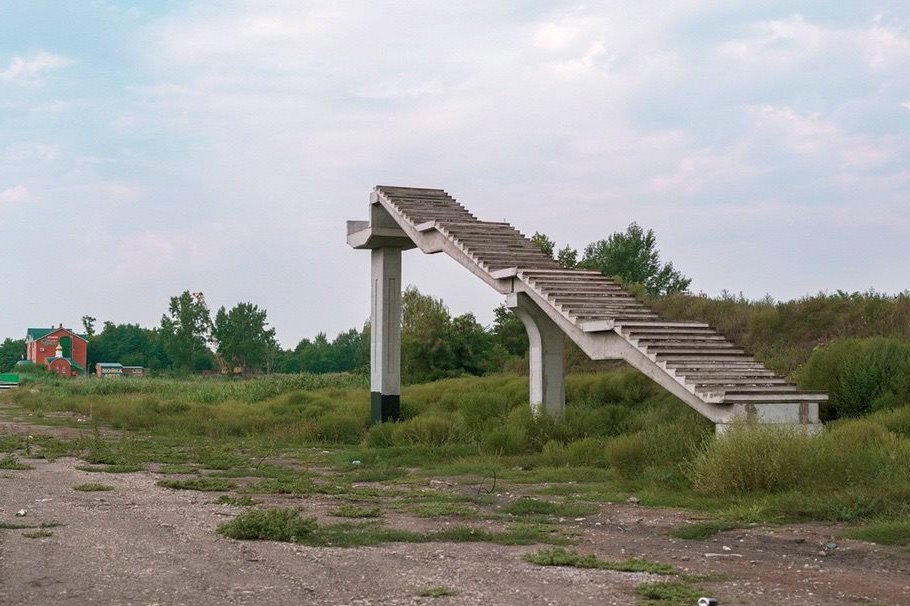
xmin=0 ymin=223 xmax=691 ymax=378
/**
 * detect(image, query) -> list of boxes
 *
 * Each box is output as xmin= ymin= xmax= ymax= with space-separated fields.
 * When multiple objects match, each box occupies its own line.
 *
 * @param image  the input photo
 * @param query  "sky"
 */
xmin=1 ymin=1 xmax=909 ymax=348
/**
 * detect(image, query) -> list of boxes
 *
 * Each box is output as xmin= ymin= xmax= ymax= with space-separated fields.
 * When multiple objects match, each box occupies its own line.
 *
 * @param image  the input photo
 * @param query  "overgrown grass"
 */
xmin=331 ymin=504 xmax=383 ymax=518
xmin=635 ymin=580 xmax=703 ymax=604
xmin=523 ymin=547 xmax=674 ymax=574
xmin=843 ymin=521 xmax=910 ymax=546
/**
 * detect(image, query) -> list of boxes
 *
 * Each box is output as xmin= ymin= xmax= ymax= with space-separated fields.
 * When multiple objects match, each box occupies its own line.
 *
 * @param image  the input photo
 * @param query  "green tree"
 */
xmin=81 ymin=315 xmax=97 ymax=338
xmin=581 ymin=222 xmax=691 ymax=296
xmin=491 ymin=305 xmax=528 ymax=357
xmin=531 ymin=231 xmax=578 ymax=269
xmin=87 ymin=322 xmax=170 ymax=373
xmin=212 ymin=302 xmax=277 ymax=373
xmin=160 ymin=291 xmax=214 ymax=372
xmin=0 ymin=338 xmax=25 ymax=372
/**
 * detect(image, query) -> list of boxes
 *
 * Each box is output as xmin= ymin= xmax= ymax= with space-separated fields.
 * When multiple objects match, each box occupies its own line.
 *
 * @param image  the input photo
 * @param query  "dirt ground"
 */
xmin=1 ymin=423 xmax=909 ymax=605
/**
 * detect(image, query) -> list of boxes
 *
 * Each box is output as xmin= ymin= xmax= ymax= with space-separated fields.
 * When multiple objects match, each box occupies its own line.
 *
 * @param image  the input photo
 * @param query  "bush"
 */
xmin=392 ymin=415 xmax=462 ymax=446
xmin=690 ymin=423 xmax=815 ymax=495
xmin=798 ymin=338 xmax=910 ymax=419
xmin=315 ymin=414 xmax=365 ymax=444
xmin=482 ymin=425 xmax=528 ymax=455
xmin=217 ymin=508 xmax=317 ymax=541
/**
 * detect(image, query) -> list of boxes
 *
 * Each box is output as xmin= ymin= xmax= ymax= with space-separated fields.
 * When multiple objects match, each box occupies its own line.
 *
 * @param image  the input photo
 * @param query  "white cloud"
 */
xmin=0 ymin=184 xmax=31 ymax=206
xmin=0 ymin=52 xmax=72 ymax=84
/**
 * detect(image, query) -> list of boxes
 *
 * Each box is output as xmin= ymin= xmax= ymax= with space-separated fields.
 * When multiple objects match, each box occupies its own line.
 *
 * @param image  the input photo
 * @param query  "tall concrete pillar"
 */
xmin=507 ymin=292 xmax=565 ymax=418
xmin=370 ymin=247 xmax=402 ymax=423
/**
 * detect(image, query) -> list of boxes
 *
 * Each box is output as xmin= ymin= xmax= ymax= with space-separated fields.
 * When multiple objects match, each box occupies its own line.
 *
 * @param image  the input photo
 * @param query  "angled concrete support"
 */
xmin=370 ymin=248 xmax=402 ymax=423
xmin=507 ymin=292 xmax=565 ymax=418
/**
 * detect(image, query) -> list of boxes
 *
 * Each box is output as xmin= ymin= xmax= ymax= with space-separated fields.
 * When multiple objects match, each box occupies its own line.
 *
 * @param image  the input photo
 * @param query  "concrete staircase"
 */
xmin=348 ymin=185 xmax=825 ymax=431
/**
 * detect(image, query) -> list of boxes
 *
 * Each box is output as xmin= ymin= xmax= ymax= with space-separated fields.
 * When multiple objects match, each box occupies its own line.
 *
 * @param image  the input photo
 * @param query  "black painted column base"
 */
xmin=371 ymin=392 xmax=401 ymax=424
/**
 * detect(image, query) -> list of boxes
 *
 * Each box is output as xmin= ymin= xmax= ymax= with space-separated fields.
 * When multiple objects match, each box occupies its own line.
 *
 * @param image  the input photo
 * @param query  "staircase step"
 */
xmin=616 ymin=321 xmax=711 ymax=329
xmin=722 ymin=392 xmax=828 ymax=403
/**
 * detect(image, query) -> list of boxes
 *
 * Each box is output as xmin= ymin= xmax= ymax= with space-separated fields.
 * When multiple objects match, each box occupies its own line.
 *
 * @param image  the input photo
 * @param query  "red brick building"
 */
xmin=26 ymin=325 xmax=87 ymax=377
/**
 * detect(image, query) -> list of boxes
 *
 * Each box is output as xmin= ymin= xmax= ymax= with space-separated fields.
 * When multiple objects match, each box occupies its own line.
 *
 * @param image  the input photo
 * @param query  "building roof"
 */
xmin=97 ymin=363 xmax=124 ymax=368
xmin=46 ymin=357 xmax=85 ymax=371
xmin=26 ymin=327 xmax=88 ymax=342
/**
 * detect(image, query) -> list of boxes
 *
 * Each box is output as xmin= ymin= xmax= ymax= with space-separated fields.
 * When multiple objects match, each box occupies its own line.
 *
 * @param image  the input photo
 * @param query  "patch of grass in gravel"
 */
xmin=503 ymin=498 xmax=598 ymax=517
xmin=76 ymin=464 xmax=144 ymax=473
xmin=244 ymin=476 xmax=314 ymax=494
xmin=635 ymin=580 xmax=703 ymax=604
xmin=843 ymin=521 xmax=910 ymax=546
xmin=158 ymin=464 xmax=197 ymax=474
xmin=156 ymin=478 xmax=235 ymax=491
xmin=214 ymin=495 xmax=258 ymax=507
xmin=0 ymin=521 xmax=62 ymax=530
xmin=22 ymin=529 xmax=53 ymax=539
xmin=219 ymin=508 xmax=573 ymax=547
xmin=74 ymin=483 xmax=114 ymax=492
xmin=417 ymin=586 xmax=457 ymax=598
xmin=405 ymin=502 xmax=478 ymax=518
xmin=667 ymin=520 xmax=739 ymax=540
xmin=523 ymin=547 xmax=674 ymax=574
xmin=331 ymin=504 xmax=383 ymax=518
xmin=346 ymin=466 xmax=408 ymax=483
xmin=0 ymin=456 xmax=32 ymax=470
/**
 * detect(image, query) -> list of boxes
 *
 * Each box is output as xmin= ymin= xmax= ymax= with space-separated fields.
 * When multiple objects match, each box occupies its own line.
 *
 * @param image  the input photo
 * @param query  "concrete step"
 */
xmin=616 ymin=321 xmax=711 ymax=330
xmin=722 ymin=392 xmax=828 ymax=403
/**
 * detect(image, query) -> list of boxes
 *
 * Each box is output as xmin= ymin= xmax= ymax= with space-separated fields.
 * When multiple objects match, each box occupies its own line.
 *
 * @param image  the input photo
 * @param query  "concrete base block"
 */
xmin=371 ymin=392 xmax=400 ymax=424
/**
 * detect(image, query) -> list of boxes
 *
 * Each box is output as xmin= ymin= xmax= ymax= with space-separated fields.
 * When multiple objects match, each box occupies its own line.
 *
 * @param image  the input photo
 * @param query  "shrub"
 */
xmin=690 ymin=423 xmax=815 ymax=495
xmin=799 ymin=338 xmax=910 ymax=419
xmin=217 ymin=508 xmax=317 ymax=541
xmin=364 ymin=421 xmax=397 ymax=448
xmin=566 ymin=437 xmax=608 ymax=467
xmin=392 ymin=415 xmax=462 ymax=446
xmin=315 ymin=413 xmax=365 ymax=444
xmin=482 ymin=425 xmax=528 ymax=455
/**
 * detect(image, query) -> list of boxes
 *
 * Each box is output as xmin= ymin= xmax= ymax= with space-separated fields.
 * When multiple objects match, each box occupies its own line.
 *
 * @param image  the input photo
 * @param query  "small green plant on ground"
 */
xmin=22 ymin=529 xmax=53 ymax=538
xmin=503 ymin=498 xmax=598 ymax=518
xmin=218 ymin=508 xmax=318 ymax=541
xmin=156 ymin=478 xmax=235 ymax=492
xmin=404 ymin=502 xmax=477 ymax=518
xmin=76 ymin=464 xmax=144 ymax=473
xmin=0 ymin=521 xmax=62 ymax=530
xmin=74 ymin=483 xmax=114 ymax=492
xmin=635 ymin=580 xmax=703 ymax=604
xmin=843 ymin=521 xmax=910 ymax=546
xmin=523 ymin=547 xmax=674 ymax=574
xmin=667 ymin=520 xmax=739 ymax=540
xmin=214 ymin=495 xmax=258 ymax=507
xmin=417 ymin=586 xmax=457 ymax=598
xmin=0 ymin=457 xmax=32 ymax=470
xmin=158 ymin=464 xmax=197 ymax=474
xmin=331 ymin=504 xmax=383 ymax=518
xmin=219 ymin=508 xmax=572 ymax=547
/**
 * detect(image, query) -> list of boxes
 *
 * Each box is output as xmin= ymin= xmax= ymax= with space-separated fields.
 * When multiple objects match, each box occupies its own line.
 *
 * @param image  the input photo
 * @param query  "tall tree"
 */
xmin=88 ymin=322 xmax=170 ymax=373
xmin=212 ymin=302 xmax=277 ymax=373
xmin=530 ymin=232 xmax=555 ymax=258
xmin=0 ymin=338 xmax=25 ymax=372
xmin=159 ymin=291 xmax=213 ymax=372
xmin=81 ymin=315 xmax=97 ymax=338
xmin=581 ymin=222 xmax=691 ymax=296
xmin=491 ymin=305 xmax=528 ymax=357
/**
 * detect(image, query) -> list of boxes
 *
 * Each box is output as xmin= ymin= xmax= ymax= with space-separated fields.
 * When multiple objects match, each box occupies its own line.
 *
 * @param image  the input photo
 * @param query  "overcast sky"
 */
xmin=1 ymin=1 xmax=909 ymax=347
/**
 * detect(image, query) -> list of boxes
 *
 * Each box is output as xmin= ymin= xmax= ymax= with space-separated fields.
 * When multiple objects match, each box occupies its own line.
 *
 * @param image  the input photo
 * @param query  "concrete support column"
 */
xmin=507 ymin=292 xmax=565 ymax=418
xmin=370 ymin=247 xmax=402 ymax=423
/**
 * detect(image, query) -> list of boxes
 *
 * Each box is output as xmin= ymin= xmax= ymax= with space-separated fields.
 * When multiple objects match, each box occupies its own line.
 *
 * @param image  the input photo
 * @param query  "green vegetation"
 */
xmin=74 ymin=483 xmax=114 ymax=492
xmin=417 ymin=586 xmax=457 ymax=598
xmin=0 ymin=456 xmax=31 ymax=470
xmin=22 ymin=529 xmax=54 ymax=539
xmin=219 ymin=507 xmax=571 ymax=547
xmin=667 ymin=520 xmax=738 ymax=540
xmin=331 ymin=504 xmax=383 ymax=518
xmin=635 ymin=580 xmax=703 ymax=604
xmin=523 ymin=547 xmax=674 ymax=574
xmin=156 ymin=478 xmax=236 ymax=491
xmin=843 ymin=521 xmax=910 ymax=546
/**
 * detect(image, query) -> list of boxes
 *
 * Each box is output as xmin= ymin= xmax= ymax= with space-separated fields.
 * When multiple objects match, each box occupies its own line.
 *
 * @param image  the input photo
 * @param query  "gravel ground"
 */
xmin=1 ymin=431 xmax=909 ymax=605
